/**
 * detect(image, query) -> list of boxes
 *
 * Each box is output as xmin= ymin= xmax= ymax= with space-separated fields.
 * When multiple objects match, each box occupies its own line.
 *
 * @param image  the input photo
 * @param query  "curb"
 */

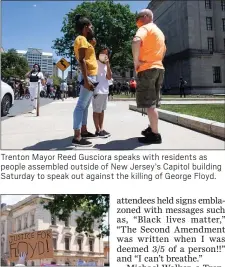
xmin=111 ymin=98 xmax=224 ymax=102
xmin=129 ymin=105 xmax=225 ymax=140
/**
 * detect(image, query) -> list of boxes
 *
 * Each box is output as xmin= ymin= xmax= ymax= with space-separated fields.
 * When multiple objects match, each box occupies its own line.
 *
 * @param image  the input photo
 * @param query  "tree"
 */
xmin=52 ymin=0 xmax=137 ymax=71
xmin=1 ymin=49 xmax=29 ymax=80
xmin=51 ymin=75 xmax=62 ymax=86
xmin=43 ymin=194 xmax=109 ymax=238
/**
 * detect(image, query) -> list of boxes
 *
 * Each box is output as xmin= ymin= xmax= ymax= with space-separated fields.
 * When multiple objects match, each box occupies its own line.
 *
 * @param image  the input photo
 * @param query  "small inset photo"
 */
xmin=0 ymin=194 xmax=110 ymax=267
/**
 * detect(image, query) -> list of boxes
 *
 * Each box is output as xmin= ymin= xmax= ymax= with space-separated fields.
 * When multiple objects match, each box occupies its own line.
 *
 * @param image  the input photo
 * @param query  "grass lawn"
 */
xmin=160 ymin=104 xmax=225 ymax=123
xmin=113 ymin=94 xmax=225 ymax=99
xmin=161 ymin=94 xmax=225 ymax=98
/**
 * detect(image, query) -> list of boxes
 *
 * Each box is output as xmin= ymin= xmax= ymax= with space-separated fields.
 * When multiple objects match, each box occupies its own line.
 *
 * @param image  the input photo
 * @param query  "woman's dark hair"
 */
xmin=96 ymin=46 xmax=111 ymax=59
xmin=33 ymin=63 xmax=41 ymax=72
xmin=75 ymin=14 xmax=91 ymax=33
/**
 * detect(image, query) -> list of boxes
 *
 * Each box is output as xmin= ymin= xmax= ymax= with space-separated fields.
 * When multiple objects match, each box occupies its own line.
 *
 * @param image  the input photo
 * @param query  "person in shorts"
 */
xmin=132 ymin=9 xmax=166 ymax=144
xmin=92 ymin=47 xmax=112 ymax=137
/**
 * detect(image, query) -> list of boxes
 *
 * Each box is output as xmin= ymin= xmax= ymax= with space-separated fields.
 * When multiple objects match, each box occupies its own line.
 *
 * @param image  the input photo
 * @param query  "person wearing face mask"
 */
xmin=92 ymin=47 xmax=112 ymax=138
xmin=25 ymin=63 xmax=45 ymax=114
xmin=73 ymin=15 xmax=98 ymax=147
xmin=132 ymin=9 xmax=166 ymax=144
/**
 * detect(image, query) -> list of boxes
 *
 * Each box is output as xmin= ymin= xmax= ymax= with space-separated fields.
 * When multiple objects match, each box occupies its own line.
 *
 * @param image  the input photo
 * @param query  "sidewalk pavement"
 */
xmin=1 ymin=99 xmax=224 ymax=150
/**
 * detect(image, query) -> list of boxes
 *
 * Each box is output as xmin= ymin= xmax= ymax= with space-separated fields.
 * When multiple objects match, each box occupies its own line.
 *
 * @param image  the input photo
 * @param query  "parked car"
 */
xmin=1 ymin=81 xmax=14 ymax=116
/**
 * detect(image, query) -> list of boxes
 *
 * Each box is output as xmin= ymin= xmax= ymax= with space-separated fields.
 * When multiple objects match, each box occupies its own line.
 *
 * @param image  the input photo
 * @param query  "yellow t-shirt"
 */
xmin=135 ymin=23 xmax=166 ymax=73
xmin=74 ymin=35 xmax=98 ymax=76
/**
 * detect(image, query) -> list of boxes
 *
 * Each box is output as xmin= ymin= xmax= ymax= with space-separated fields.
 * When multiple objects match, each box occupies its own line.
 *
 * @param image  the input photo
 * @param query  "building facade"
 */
xmin=16 ymin=48 xmax=53 ymax=76
xmin=148 ymin=0 xmax=225 ymax=94
xmin=103 ymin=241 xmax=109 ymax=266
xmin=53 ymin=63 xmax=59 ymax=77
xmin=1 ymin=195 xmax=105 ymax=266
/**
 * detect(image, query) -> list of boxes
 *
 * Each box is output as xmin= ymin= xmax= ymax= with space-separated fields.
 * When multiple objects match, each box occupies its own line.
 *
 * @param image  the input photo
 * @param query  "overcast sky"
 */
xmin=1 ymin=195 xmax=30 ymax=205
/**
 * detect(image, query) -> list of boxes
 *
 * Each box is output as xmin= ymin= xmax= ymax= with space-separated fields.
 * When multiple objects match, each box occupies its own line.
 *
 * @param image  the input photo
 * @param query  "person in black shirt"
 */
xmin=179 ymin=77 xmax=187 ymax=98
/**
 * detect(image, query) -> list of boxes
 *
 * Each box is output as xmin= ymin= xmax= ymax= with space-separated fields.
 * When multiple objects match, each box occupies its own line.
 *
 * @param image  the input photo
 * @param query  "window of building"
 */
xmin=65 ymin=237 xmax=70 ymax=251
xmin=77 ymin=238 xmax=82 ymax=251
xmin=224 ymin=39 xmax=225 ymax=50
xmin=205 ymin=0 xmax=212 ymax=9
xmin=223 ymin=18 xmax=225 ymax=31
xmin=30 ymin=213 xmax=35 ymax=226
xmin=213 ymin=67 xmax=222 ymax=83
xmin=18 ymin=217 xmax=22 ymax=231
xmin=53 ymin=238 xmax=57 ymax=250
xmin=89 ymin=239 xmax=94 ymax=252
xmin=1 ymin=222 xmax=4 ymax=234
xmin=51 ymin=215 xmax=56 ymax=225
xmin=222 ymin=0 xmax=225 ymax=11
xmin=207 ymin=37 xmax=214 ymax=52
xmin=206 ymin=17 xmax=213 ymax=30
xmin=130 ymin=70 xmax=134 ymax=78
xmin=25 ymin=261 xmax=27 ymax=266
xmin=31 ymin=261 xmax=35 ymax=266
xmin=24 ymin=215 xmax=28 ymax=229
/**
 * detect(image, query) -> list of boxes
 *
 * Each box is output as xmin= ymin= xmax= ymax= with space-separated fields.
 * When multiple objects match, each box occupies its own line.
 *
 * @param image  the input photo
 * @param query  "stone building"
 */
xmin=148 ymin=0 xmax=225 ymax=94
xmin=1 ymin=195 xmax=105 ymax=266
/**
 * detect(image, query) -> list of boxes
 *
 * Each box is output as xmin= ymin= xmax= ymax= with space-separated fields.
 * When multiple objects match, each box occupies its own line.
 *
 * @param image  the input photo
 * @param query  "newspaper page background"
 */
xmin=0 ymin=150 xmax=224 ymax=267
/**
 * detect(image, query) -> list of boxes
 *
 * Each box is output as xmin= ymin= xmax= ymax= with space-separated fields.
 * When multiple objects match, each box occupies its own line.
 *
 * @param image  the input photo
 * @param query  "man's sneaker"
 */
xmin=95 ymin=130 xmax=111 ymax=138
xmin=141 ymin=126 xmax=152 ymax=137
xmin=101 ymin=130 xmax=111 ymax=137
xmin=138 ymin=132 xmax=162 ymax=144
xmin=72 ymin=138 xmax=93 ymax=147
xmin=81 ymin=131 xmax=96 ymax=139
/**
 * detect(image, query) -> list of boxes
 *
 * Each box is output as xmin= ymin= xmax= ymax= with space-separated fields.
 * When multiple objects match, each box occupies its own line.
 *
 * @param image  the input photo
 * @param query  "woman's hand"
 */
xmin=84 ymin=80 xmax=94 ymax=91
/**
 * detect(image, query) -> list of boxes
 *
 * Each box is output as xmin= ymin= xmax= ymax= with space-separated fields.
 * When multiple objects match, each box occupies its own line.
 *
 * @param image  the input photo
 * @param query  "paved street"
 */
xmin=1 ymin=99 xmax=224 ymax=150
xmin=2 ymin=97 xmax=53 ymax=121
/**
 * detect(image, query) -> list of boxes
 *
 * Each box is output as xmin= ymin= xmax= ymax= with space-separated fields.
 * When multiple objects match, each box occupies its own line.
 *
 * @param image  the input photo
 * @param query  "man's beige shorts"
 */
xmin=136 ymin=68 xmax=165 ymax=108
xmin=92 ymin=94 xmax=108 ymax=113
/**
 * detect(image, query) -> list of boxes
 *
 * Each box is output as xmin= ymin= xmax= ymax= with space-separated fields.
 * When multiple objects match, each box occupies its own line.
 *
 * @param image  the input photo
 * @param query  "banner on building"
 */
xmin=8 ymin=229 xmax=53 ymax=261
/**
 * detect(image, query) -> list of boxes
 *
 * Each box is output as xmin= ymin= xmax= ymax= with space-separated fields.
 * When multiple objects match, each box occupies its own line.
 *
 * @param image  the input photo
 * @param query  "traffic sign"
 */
xmin=56 ymin=58 xmax=70 ymax=71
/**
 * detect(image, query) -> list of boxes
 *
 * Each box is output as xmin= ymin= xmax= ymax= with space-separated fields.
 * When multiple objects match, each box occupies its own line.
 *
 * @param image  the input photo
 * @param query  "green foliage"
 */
xmin=51 ymin=75 xmax=62 ymax=86
xmin=52 ymin=0 xmax=137 ymax=71
xmin=43 ymin=194 xmax=109 ymax=238
xmin=1 ymin=49 xmax=29 ymax=80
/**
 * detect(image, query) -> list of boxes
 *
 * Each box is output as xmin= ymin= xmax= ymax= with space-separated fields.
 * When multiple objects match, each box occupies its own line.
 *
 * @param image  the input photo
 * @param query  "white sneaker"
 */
xmin=31 ymin=108 xmax=36 ymax=114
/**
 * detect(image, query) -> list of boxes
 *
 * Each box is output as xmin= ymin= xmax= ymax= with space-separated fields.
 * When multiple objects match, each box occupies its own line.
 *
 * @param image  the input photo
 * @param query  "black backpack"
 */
xmin=30 ymin=72 xmax=39 ymax=82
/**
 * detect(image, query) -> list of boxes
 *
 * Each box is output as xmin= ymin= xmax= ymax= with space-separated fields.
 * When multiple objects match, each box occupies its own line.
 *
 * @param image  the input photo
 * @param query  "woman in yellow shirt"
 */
xmin=73 ymin=15 xmax=98 ymax=147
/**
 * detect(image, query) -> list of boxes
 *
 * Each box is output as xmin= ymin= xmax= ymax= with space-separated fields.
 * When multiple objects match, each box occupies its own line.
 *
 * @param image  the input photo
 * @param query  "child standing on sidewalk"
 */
xmin=92 ymin=47 xmax=112 ymax=137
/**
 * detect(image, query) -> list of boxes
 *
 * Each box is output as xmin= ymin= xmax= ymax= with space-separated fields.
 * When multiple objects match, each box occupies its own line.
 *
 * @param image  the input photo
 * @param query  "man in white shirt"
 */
xmin=60 ymin=80 xmax=68 ymax=99
xmin=92 ymin=47 xmax=112 ymax=138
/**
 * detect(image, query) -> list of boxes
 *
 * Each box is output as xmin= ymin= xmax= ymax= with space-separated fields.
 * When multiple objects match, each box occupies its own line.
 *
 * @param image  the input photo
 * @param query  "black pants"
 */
xmin=47 ymin=85 xmax=51 ymax=97
xmin=180 ymin=87 xmax=185 ymax=97
xmin=54 ymin=90 xmax=62 ymax=100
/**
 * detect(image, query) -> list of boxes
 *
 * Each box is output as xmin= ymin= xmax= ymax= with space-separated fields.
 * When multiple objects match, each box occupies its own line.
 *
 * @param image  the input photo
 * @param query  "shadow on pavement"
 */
xmin=94 ymin=137 xmax=147 ymax=150
xmin=23 ymin=137 xmax=74 ymax=150
xmin=23 ymin=137 xmax=148 ymax=150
